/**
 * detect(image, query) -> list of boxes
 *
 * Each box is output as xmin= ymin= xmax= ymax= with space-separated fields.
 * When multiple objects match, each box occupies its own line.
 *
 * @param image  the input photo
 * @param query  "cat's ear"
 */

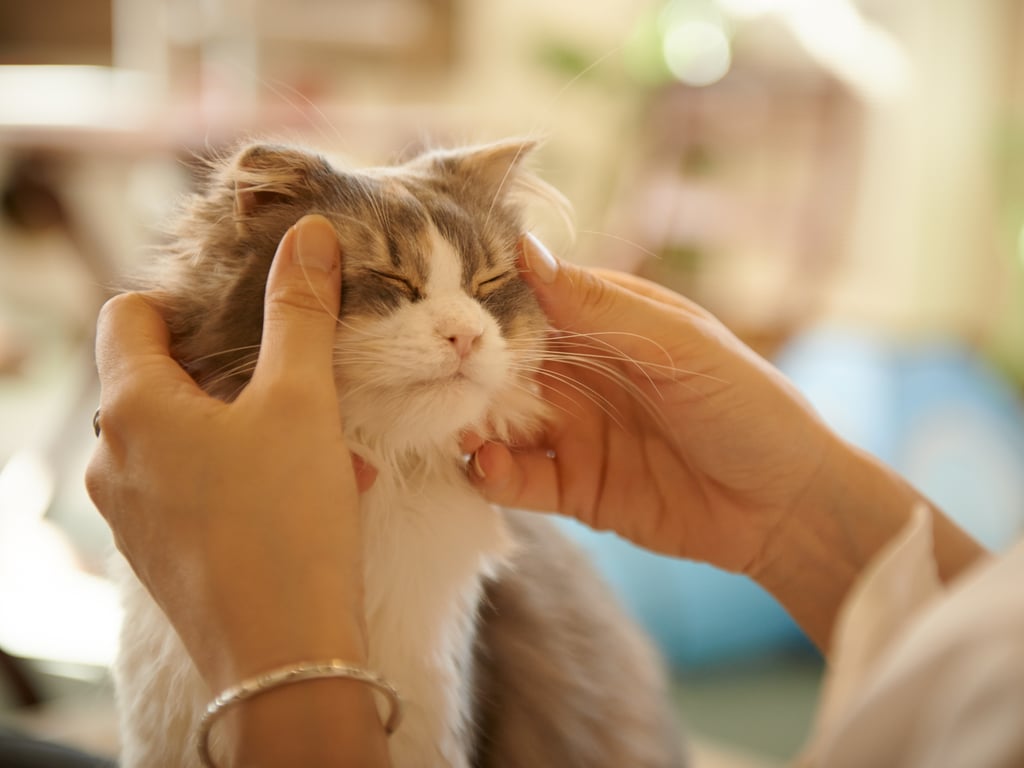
xmin=224 ymin=143 xmax=327 ymax=232
xmin=429 ymin=139 xmax=539 ymax=201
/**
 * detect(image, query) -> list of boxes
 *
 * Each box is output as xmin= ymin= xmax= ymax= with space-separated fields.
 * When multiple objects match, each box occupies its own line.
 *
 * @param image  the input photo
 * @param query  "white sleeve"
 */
xmin=797 ymin=505 xmax=1024 ymax=768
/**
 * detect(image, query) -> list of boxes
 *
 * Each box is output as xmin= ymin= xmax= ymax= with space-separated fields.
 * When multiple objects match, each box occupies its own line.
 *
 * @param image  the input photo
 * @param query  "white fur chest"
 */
xmin=360 ymin=462 xmax=515 ymax=768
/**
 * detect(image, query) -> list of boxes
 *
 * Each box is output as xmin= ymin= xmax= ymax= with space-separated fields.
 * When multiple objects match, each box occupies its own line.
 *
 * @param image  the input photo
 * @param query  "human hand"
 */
xmin=86 ymin=215 xmax=373 ymax=693
xmin=468 ymin=234 xmax=839 ymax=576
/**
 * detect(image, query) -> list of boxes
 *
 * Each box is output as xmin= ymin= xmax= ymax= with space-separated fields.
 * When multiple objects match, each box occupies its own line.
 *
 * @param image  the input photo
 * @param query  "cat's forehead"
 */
xmin=337 ymin=170 xmax=515 ymax=275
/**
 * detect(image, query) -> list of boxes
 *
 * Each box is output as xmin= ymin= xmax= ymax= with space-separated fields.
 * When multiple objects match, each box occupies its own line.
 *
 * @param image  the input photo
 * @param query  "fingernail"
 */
xmin=351 ymin=453 xmax=378 ymax=493
xmin=522 ymin=233 xmax=558 ymax=284
xmin=469 ymin=450 xmax=487 ymax=480
xmin=295 ymin=214 xmax=339 ymax=273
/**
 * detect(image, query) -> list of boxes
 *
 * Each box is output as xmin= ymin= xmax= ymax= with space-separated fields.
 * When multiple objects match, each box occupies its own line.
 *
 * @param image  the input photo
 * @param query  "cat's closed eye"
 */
xmin=367 ymin=269 xmax=422 ymax=301
xmin=474 ymin=270 xmax=515 ymax=298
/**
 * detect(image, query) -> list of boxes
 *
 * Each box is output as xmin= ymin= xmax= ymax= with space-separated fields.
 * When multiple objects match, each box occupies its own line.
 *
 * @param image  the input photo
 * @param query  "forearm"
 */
xmin=751 ymin=434 xmax=987 ymax=653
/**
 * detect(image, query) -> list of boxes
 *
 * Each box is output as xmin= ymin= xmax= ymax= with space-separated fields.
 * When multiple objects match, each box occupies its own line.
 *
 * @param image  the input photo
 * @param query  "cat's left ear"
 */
xmin=429 ymin=139 xmax=538 ymax=201
xmin=222 ymin=143 xmax=332 ymax=235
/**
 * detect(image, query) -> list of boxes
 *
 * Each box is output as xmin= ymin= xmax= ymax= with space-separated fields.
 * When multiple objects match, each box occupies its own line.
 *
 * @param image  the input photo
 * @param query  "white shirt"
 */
xmin=798 ymin=506 xmax=1024 ymax=767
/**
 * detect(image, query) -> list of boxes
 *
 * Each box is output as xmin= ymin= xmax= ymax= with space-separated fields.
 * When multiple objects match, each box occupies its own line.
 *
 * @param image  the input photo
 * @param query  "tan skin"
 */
xmin=86 ymin=220 xmax=987 ymax=766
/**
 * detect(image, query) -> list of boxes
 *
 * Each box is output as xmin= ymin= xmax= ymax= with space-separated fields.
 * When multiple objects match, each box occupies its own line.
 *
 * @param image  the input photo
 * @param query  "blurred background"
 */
xmin=1 ymin=0 xmax=1023 ymax=764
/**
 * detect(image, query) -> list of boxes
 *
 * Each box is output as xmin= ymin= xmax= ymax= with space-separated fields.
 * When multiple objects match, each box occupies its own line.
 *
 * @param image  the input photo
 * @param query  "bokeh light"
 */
xmin=661 ymin=19 xmax=732 ymax=87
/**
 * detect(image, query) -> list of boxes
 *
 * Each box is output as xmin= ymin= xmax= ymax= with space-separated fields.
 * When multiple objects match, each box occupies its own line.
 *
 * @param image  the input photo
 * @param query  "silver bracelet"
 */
xmin=196 ymin=659 xmax=403 ymax=768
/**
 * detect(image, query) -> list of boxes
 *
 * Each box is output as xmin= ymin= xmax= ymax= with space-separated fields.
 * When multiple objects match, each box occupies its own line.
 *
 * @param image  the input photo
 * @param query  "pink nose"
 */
xmin=448 ymin=332 xmax=479 ymax=358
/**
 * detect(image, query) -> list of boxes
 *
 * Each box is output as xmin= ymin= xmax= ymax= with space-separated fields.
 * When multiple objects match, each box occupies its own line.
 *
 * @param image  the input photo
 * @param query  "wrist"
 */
xmin=196 ymin=589 xmax=386 ymax=767
xmin=216 ymin=610 xmax=370 ymax=690
xmin=227 ymin=676 xmax=391 ymax=768
xmin=750 ymin=435 xmax=924 ymax=651
xmin=209 ymin=663 xmax=393 ymax=768
xmin=183 ymin=563 xmax=370 ymax=693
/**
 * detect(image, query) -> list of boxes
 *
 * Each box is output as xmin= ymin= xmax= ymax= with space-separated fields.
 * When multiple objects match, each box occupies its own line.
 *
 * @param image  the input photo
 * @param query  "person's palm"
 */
xmin=473 ymin=262 xmax=833 ymax=575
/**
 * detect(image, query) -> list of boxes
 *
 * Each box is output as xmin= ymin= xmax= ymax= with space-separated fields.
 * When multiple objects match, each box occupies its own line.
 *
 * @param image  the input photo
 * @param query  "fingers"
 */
xmin=350 ymin=454 xmax=378 ymax=494
xmin=591 ymin=267 xmax=711 ymax=318
xmin=467 ymin=442 xmax=561 ymax=512
xmin=251 ymin=214 xmax=342 ymax=394
xmin=92 ymin=292 xmax=203 ymax=459
xmin=94 ymin=292 xmax=196 ymax=394
xmin=89 ymin=292 xmax=210 ymax=524
xmin=518 ymin=235 xmax=683 ymax=355
xmin=517 ymin=235 xmax=734 ymax=378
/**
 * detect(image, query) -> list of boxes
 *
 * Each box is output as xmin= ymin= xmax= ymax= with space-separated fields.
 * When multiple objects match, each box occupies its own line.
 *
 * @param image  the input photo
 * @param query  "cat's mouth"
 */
xmin=397 ymin=366 xmax=466 ymax=390
xmin=440 ymin=356 xmax=482 ymax=384
xmin=436 ymin=369 xmax=479 ymax=389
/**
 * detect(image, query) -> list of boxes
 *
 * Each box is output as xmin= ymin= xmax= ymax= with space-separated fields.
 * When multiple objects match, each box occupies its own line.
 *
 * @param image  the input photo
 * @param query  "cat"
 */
xmin=111 ymin=138 xmax=687 ymax=767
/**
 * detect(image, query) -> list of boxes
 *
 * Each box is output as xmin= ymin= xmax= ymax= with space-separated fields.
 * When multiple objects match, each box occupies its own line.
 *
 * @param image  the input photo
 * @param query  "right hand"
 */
xmin=469 ymin=234 xmax=839 ymax=576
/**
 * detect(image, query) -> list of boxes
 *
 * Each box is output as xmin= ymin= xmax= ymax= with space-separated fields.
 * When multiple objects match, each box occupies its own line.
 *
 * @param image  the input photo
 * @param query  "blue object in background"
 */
xmin=777 ymin=329 xmax=1024 ymax=551
xmin=553 ymin=518 xmax=807 ymax=669
xmin=555 ymin=326 xmax=1024 ymax=670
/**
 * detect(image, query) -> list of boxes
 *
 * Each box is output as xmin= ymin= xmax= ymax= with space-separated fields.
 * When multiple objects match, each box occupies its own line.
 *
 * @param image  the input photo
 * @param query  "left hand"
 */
xmin=86 ymin=214 xmax=373 ymax=691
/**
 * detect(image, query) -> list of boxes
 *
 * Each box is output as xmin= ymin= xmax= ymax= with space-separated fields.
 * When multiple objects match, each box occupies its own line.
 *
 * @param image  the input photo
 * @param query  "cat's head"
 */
xmin=152 ymin=139 xmax=564 ymax=460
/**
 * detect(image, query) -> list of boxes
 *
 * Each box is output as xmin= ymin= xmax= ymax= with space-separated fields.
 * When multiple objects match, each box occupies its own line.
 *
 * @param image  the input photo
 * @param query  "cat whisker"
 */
xmin=512 ymin=332 xmax=669 ymax=394
xmin=197 ymin=368 xmax=256 ymax=394
xmin=575 ymin=230 xmax=660 ymax=262
xmin=499 ymin=376 xmax=583 ymax=425
xmin=547 ymin=328 xmax=676 ymax=371
xmin=296 ymin=258 xmax=345 ymax=323
xmin=484 ymin=142 xmax=531 ymax=229
xmin=186 ymin=344 xmax=263 ymax=366
xmin=544 ymin=348 xmax=712 ymax=421
xmin=213 ymin=58 xmax=349 ymax=152
xmin=193 ymin=350 xmax=259 ymax=377
xmin=538 ymin=347 xmax=685 ymax=378
xmin=538 ymin=329 xmax=727 ymax=387
xmin=517 ymin=349 xmax=675 ymax=434
xmin=335 ymin=319 xmax=397 ymax=340
xmin=259 ymin=76 xmax=347 ymax=149
xmin=528 ymin=44 xmax=623 ymax=135
xmin=195 ymin=356 xmax=259 ymax=393
xmin=223 ymin=379 xmax=250 ymax=403
xmin=511 ymin=362 xmax=628 ymax=430
xmin=337 ymin=376 xmax=404 ymax=403
xmin=330 ymin=358 xmax=395 ymax=373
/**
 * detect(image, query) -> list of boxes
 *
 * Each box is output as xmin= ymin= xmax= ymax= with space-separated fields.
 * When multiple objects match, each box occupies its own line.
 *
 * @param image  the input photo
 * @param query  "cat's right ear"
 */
xmin=225 ymin=144 xmax=325 ymax=235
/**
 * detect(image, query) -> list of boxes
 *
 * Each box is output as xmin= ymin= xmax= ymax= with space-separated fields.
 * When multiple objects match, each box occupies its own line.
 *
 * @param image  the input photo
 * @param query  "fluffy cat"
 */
xmin=112 ymin=139 xmax=686 ymax=767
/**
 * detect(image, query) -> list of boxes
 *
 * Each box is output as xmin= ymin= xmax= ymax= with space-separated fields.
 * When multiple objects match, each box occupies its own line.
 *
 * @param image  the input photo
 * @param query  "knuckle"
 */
xmin=575 ymin=268 xmax=613 ymax=311
xmin=83 ymin=450 xmax=113 ymax=518
xmin=99 ymin=381 xmax=147 ymax=432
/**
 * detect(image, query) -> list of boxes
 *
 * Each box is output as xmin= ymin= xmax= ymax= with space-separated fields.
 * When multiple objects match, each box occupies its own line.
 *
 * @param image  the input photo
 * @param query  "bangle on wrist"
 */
xmin=196 ymin=659 xmax=403 ymax=768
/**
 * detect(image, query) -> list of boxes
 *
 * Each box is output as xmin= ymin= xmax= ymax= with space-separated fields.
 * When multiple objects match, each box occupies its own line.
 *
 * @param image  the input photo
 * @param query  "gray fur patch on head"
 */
xmin=149 ymin=138 xmax=563 ymax=402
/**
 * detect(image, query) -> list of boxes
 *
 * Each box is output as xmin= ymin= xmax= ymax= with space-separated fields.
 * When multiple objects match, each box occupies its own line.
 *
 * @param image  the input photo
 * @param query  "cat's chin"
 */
xmin=340 ymin=379 xmax=493 ymax=458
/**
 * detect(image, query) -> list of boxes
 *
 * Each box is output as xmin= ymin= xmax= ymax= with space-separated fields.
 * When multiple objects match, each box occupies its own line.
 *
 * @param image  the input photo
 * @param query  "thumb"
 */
xmin=250 ymin=214 xmax=342 ymax=392
xmin=468 ymin=441 xmax=561 ymax=513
